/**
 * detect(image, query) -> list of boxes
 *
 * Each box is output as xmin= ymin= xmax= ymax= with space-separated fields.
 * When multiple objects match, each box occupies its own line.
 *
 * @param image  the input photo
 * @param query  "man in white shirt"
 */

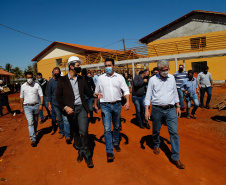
xmin=145 ymin=59 xmax=185 ymax=169
xmin=94 ymin=58 xmax=130 ymax=162
xmin=20 ymin=72 xmax=43 ymax=146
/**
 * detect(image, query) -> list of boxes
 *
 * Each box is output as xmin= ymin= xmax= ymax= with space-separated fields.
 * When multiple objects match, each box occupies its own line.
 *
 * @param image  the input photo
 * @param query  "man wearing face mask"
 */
xmin=36 ymin=73 xmax=51 ymax=123
xmin=56 ymin=56 xmax=99 ymax=168
xmin=197 ymin=66 xmax=213 ymax=109
xmin=181 ymin=70 xmax=199 ymax=119
xmin=145 ymin=59 xmax=185 ymax=169
xmin=174 ymin=65 xmax=188 ymax=111
xmin=20 ymin=72 xmax=43 ymax=146
xmin=48 ymin=67 xmax=71 ymax=142
xmin=94 ymin=58 xmax=130 ymax=162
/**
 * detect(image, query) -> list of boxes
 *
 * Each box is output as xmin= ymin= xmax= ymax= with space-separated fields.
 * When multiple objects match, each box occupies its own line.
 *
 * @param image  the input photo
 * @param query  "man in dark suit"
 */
xmin=56 ymin=56 xmax=100 ymax=168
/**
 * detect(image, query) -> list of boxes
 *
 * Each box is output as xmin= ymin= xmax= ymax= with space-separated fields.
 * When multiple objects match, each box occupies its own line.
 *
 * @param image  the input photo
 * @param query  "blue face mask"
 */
xmin=105 ymin=67 xmax=113 ymax=74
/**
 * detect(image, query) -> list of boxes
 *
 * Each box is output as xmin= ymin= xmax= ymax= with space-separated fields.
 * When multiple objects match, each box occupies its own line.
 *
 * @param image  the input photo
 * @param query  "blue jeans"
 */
xmin=52 ymin=105 xmax=70 ymax=138
xmin=100 ymin=102 xmax=121 ymax=154
xmin=132 ymin=95 xmax=148 ymax=125
xmin=200 ymin=87 xmax=212 ymax=107
xmin=185 ymin=94 xmax=199 ymax=116
xmin=24 ymin=104 xmax=39 ymax=142
xmin=85 ymin=97 xmax=94 ymax=112
xmin=38 ymin=96 xmax=50 ymax=120
xmin=177 ymin=88 xmax=185 ymax=108
xmin=51 ymin=102 xmax=56 ymax=124
xmin=151 ymin=105 xmax=180 ymax=161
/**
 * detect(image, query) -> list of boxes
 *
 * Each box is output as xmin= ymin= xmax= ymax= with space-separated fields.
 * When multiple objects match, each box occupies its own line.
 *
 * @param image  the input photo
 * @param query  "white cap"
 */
xmin=68 ymin=56 xmax=83 ymax=65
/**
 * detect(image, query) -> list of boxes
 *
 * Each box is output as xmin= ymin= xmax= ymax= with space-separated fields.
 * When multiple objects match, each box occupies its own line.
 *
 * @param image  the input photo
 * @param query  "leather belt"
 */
xmin=153 ymin=105 xmax=175 ymax=109
xmin=101 ymin=101 xmax=121 ymax=105
xmin=23 ymin=103 xmax=39 ymax=106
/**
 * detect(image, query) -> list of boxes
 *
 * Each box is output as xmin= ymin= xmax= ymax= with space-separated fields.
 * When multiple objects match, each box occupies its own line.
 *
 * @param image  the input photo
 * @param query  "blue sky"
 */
xmin=0 ymin=0 xmax=225 ymax=71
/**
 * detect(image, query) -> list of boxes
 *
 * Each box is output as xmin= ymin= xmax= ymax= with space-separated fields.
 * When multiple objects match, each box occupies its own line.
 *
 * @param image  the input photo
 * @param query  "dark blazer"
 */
xmin=56 ymin=74 xmax=93 ymax=113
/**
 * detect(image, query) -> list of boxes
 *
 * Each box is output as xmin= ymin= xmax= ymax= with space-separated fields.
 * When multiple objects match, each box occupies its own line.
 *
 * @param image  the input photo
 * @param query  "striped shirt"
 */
xmin=174 ymin=71 xmax=188 ymax=88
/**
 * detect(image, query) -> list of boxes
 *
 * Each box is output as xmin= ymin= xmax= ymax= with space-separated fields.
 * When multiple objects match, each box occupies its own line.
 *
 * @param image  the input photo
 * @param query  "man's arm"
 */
xmin=209 ymin=73 xmax=213 ymax=87
xmin=144 ymin=79 xmax=153 ymax=121
xmin=37 ymin=84 xmax=43 ymax=111
xmin=173 ymin=79 xmax=181 ymax=118
xmin=20 ymin=98 xmax=24 ymax=113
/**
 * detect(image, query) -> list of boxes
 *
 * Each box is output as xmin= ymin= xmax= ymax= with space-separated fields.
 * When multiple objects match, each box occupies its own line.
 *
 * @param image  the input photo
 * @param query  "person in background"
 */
xmin=181 ymin=70 xmax=199 ymax=119
xmin=145 ymin=59 xmax=185 ymax=169
xmin=82 ymin=68 xmax=96 ymax=123
xmin=0 ymin=80 xmax=13 ymax=117
xmin=152 ymin=67 xmax=159 ymax=76
xmin=197 ymin=66 xmax=213 ymax=109
xmin=132 ymin=70 xmax=150 ymax=129
xmin=174 ymin=65 xmax=188 ymax=111
xmin=36 ymin=73 xmax=51 ymax=123
xmin=94 ymin=58 xmax=130 ymax=162
xmin=20 ymin=72 xmax=43 ymax=146
xmin=48 ymin=67 xmax=71 ymax=142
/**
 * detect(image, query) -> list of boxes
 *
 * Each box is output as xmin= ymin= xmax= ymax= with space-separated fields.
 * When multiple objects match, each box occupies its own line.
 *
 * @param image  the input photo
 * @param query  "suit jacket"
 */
xmin=56 ymin=74 xmax=93 ymax=113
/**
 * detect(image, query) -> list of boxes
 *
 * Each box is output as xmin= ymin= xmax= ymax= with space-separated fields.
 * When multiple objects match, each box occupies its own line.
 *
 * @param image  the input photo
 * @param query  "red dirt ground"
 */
xmin=0 ymin=87 xmax=225 ymax=185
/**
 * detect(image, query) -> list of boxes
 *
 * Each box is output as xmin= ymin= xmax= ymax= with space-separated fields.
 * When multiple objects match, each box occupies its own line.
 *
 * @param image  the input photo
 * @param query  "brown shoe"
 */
xmin=59 ymin=135 xmax=64 ymax=139
xmin=172 ymin=160 xmax=185 ymax=169
xmin=31 ymin=141 xmax=36 ymax=147
xmin=191 ymin=114 xmax=197 ymax=119
xmin=153 ymin=147 xmax=160 ymax=155
xmin=66 ymin=137 xmax=71 ymax=144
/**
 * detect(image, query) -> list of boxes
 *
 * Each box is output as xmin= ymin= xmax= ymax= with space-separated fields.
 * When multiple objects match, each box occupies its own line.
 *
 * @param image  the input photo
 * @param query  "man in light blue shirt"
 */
xmin=145 ymin=59 xmax=185 ymax=169
xmin=181 ymin=70 xmax=199 ymax=119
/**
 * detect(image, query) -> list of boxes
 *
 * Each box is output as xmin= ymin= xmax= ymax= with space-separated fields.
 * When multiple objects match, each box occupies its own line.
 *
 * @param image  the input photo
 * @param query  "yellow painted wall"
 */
xmin=147 ymin=30 xmax=226 ymax=81
xmin=37 ymin=54 xmax=86 ymax=80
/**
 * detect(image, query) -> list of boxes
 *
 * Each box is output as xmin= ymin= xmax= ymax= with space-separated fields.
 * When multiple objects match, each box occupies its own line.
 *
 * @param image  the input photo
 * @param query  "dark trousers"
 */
xmin=0 ymin=97 xmax=12 ymax=115
xmin=67 ymin=105 xmax=91 ymax=158
xmin=200 ymin=87 xmax=212 ymax=107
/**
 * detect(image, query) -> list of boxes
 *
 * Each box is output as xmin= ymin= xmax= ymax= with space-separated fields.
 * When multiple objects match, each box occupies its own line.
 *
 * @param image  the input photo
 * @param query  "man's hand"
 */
xmin=124 ymin=102 xmax=130 ymax=111
xmin=94 ymin=92 xmax=103 ymax=99
xmin=184 ymin=91 xmax=189 ymax=94
xmin=176 ymin=107 xmax=181 ymax=118
xmin=48 ymin=104 xmax=52 ymax=112
xmin=65 ymin=106 xmax=74 ymax=116
xmin=94 ymin=104 xmax=99 ymax=113
xmin=39 ymin=105 xmax=43 ymax=111
xmin=20 ymin=107 xmax=24 ymax=113
xmin=145 ymin=111 xmax=150 ymax=121
xmin=143 ymin=79 xmax=148 ymax=83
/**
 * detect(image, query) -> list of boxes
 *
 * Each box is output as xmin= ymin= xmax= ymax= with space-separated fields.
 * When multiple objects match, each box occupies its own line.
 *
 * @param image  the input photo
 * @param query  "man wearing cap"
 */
xmin=56 ymin=56 xmax=100 ymax=168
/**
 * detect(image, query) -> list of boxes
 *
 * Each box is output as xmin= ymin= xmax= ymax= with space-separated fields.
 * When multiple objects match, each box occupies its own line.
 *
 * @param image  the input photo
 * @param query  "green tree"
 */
xmin=11 ymin=67 xmax=23 ymax=80
xmin=0 ymin=66 xmax=3 ymax=70
xmin=5 ymin=63 xmax=12 ymax=72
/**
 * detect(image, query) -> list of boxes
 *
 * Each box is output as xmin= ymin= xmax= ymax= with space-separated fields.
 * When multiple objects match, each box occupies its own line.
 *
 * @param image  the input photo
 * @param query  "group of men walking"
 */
xmin=19 ymin=56 xmax=213 ymax=169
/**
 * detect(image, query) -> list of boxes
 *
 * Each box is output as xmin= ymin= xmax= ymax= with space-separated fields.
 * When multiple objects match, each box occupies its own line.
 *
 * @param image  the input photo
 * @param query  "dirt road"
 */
xmin=0 ymin=87 xmax=225 ymax=185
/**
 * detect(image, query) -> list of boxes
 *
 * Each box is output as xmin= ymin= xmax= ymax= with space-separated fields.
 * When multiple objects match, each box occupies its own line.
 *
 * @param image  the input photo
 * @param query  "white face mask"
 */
xmin=27 ymin=78 xmax=33 ymax=84
xmin=160 ymin=71 xmax=169 ymax=77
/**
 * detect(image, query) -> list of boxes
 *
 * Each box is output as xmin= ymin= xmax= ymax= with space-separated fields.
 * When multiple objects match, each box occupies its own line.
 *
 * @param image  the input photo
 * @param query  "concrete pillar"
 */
xmin=132 ymin=62 xmax=135 ymax=79
xmin=183 ymin=59 xmax=185 ymax=71
xmin=175 ymin=58 xmax=178 ymax=72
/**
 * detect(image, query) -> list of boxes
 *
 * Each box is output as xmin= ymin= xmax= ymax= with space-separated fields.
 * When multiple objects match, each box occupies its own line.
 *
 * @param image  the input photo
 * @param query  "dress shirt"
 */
xmin=20 ymin=82 xmax=43 ymax=104
xmin=95 ymin=72 xmax=130 ymax=103
xmin=197 ymin=72 xmax=213 ymax=88
xmin=68 ymin=73 xmax=82 ymax=105
xmin=145 ymin=74 xmax=179 ymax=106
xmin=181 ymin=77 xmax=198 ymax=96
xmin=174 ymin=71 xmax=188 ymax=88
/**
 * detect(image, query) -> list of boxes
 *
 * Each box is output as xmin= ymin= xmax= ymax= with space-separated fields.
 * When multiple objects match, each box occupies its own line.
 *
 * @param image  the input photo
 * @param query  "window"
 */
xmin=55 ymin=58 xmax=62 ymax=66
xmin=191 ymin=61 xmax=207 ymax=73
xmin=190 ymin=37 xmax=206 ymax=50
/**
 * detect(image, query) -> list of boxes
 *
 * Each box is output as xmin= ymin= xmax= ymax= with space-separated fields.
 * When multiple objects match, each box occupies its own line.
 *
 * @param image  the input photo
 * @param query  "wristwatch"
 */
xmin=175 ymin=105 xmax=181 ymax=108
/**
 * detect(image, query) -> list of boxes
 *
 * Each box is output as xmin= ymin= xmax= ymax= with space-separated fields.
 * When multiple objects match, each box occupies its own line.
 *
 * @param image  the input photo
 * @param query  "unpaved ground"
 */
xmin=0 ymin=87 xmax=225 ymax=185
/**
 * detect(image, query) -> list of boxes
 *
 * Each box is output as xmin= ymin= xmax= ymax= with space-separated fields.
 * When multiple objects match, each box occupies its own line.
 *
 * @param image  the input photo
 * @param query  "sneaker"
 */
xmin=186 ymin=115 xmax=190 ymax=119
xmin=113 ymin=145 xmax=121 ymax=152
xmin=85 ymin=156 xmax=94 ymax=168
xmin=107 ymin=153 xmax=115 ymax=162
xmin=191 ymin=114 xmax=197 ymax=119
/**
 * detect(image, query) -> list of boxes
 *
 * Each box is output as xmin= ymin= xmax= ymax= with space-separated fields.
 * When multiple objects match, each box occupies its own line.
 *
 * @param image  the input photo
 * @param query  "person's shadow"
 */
xmin=0 ymin=146 xmax=7 ymax=157
xmin=89 ymin=117 xmax=101 ymax=124
xmin=130 ymin=113 xmax=140 ymax=127
xmin=211 ymin=115 xmax=226 ymax=122
xmin=88 ymin=134 xmax=105 ymax=158
xmin=33 ymin=126 xmax=53 ymax=147
xmin=99 ymin=131 xmax=129 ymax=145
xmin=140 ymin=135 xmax=173 ymax=163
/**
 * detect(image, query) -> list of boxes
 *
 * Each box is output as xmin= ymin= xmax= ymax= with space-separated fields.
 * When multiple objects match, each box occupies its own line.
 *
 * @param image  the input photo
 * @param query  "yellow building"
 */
xmin=139 ymin=10 xmax=226 ymax=81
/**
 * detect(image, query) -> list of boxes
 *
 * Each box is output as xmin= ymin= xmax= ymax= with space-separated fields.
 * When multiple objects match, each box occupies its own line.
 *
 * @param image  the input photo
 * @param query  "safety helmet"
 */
xmin=68 ymin=56 xmax=83 ymax=65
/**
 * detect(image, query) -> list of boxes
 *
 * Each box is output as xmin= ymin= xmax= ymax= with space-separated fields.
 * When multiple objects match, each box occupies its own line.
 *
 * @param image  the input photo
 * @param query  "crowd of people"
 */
xmin=1 ymin=56 xmax=214 ymax=169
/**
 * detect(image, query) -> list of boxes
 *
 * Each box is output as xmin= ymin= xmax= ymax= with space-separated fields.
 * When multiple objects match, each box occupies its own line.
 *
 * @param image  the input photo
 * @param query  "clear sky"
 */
xmin=0 ymin=0 xmax=225 ymax=71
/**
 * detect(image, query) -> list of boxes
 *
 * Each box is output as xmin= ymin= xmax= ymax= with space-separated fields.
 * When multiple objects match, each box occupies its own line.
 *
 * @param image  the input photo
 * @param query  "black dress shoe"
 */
xmin=77 ymin=154 xmax=83 ymax=163
xmin=153 ymin=147 xmax=160 ymax=155
xmin=31 ymin=141 xmax=36 ymax=147
xmin=66 ymin=138 xmax=71 ymax=144
xmin=85 ymin=156 xmax=94 ymax=168
xmin=139 ymin=123 xmax=144 ymax=129
xmin=107 ymin=153 xmax=115 ymax=162
xmin=145 ymin=123 xmax=151 ymax=129
xmin=113 ymin=145 xmax=121 ymax=152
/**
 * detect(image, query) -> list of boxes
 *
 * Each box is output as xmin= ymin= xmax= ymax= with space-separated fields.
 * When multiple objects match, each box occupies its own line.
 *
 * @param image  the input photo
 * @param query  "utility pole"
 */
xmin=122 ymin=38 xmax=129 ymax=74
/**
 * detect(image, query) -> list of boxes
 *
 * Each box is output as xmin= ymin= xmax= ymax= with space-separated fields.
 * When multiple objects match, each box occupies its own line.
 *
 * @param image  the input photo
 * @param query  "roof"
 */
xmin=31 ymin=41 xmax=118 ymax=61
xmin=0 ymin=69 xmax=15 ymax=76
xmin=139 ymin=10 xmax=226 ymax=44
